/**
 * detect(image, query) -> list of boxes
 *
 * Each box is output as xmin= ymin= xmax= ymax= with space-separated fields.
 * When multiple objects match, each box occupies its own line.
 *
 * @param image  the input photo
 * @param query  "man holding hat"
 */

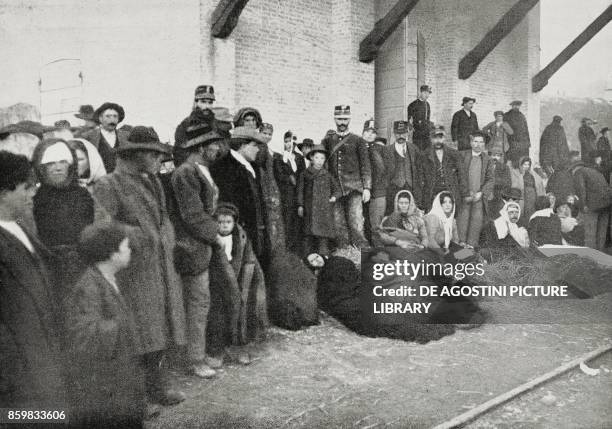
xmin=504 ymin=100 xmax=531 ymax=166
xmin=211 ymin=126 xmax=271 ymax=264
xmin=483 ymin=110 xmax=513 ymax=161
xmin=407 ymin=84 xmax=433 ymax=151
xmin=451 ymin=97 xmax=479 ymax=151
xmin=421 ymin=126 xmax=462 ymax=212
xmin=82 ymin=102 xmax=128 ymax=173
xmin=171 ymin=108 xmax=226 ymax=379
xmin=93 ymin=126 xmax=187 ymax=406
xmin=322 ymin=105 xmax=372 ymax=248
xmin=539 ymin=115 xmax=570 ymax=176
xmin=382 ymin=120 xmax=422 ymax=213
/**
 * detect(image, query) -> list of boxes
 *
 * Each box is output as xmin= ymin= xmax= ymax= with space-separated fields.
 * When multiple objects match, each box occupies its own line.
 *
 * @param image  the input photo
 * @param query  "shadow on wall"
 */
xmin=540 ymin=96 xmax=612 ymax=150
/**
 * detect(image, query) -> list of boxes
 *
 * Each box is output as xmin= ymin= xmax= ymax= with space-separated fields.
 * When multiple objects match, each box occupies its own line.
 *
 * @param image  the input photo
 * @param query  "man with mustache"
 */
xmin=322 ymin=105 xmax=371 ymax=248
xmin=82 ymin=102 xmax=129 ymax=173
xmin=421 ymin=126 xmax=461 ymax=212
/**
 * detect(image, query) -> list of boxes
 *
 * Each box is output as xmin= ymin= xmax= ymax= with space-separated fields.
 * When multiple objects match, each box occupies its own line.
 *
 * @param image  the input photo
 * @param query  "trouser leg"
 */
xmin=583 ymin=211 xmax=598 ymax=249
xmin=457 ymin=201 xmax=471 ymax=243
xmin=334 ymin=197 xmax=350 ymax=247
xmin=347 ymin=192 xmax=368 ymax=247
xmin=182 ymin=270 xmax=211 ymax=364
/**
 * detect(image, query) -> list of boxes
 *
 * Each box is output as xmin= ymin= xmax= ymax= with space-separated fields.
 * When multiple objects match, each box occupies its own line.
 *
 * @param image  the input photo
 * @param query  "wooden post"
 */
xmin=211 ymin=0 xmax=250 ymax=39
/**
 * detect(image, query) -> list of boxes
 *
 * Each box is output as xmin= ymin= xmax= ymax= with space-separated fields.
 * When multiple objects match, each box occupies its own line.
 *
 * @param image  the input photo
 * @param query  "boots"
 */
xmin=143 ymin=351 xmax=186 ymax=406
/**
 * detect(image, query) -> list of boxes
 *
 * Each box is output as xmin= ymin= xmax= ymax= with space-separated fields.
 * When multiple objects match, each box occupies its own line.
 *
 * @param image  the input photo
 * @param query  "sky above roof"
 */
xmin=540 ymin=0 xmax=611 ymax=98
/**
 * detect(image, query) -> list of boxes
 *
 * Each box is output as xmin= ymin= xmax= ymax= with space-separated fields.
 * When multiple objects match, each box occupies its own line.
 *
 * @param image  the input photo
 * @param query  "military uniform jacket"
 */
xmin=407 ymin=98 xmax=431 ymax=137
xmin=322 ymin=132 xmax=371 ymax=196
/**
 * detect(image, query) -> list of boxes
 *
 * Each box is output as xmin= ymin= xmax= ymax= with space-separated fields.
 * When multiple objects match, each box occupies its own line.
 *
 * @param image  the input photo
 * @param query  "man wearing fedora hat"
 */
xmin=82 ymin=102 xmax=128 ymax=173
xmin=93 ymin=126 xmax=187 ymax=406
xmin=504 ymin=100 xmax=531 ymax=166
xmin=322 ymin=105 xmax=371 ymax=248
xmin=451 ymin=97 xmax=479 ymax=151
xmin=407 ymin=84 xmax=433 ymax=151
xmin=73 ymin=104 xmax=97 ymax=136
xmin=171 ymin=108 xmax=227 ymax=379
xmin=211 ymin=126 xmax=271 ymax=264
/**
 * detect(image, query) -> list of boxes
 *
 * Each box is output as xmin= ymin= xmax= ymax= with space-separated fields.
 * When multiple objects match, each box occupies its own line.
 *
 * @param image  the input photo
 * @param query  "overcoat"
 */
xmin=0 ymin=225 xmax=66 ymax=408
xmin=171 ymin=160 xmax=219 ymax=275
xmin=421 ymin=146 xmax=461 ymax=211
xmin=451 ymin=110 xmax=479 ymax=151
xmin=65 ymin=267 xmax=145 ymax=426
xmin=539 ymin=122 xmax=570 ymax=171
xmin=272 ymin=151 xmax=305 ymax=249
xmin=297 ymin=166 xmax=338 ymax=238
xmin=93 ymin=162 xmax=186 ymax=353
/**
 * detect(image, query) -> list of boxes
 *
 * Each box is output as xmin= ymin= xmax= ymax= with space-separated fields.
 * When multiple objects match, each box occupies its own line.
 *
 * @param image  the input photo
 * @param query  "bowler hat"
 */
xmin=334 ymin=105 xmax=351 ymax=119
xmin=393 ymin=120 xmax=410 ymax=134
xmin=74 ymin=104 xmax=95 ymax=121
xmin=230 ymin=126 xmax=267 ymax=144
xmin=420 ymin=85 xmax=432 ymax=93
xmin=115 ymin=126 xmax=171 ymax=154
xmin=502 ymin=187 xmax=522 ymax=201
xmin=94 ymin=102 xmax=125 ymax=123
xmin=307 ymin=143 xmax=328 ymax=160
xmin=297 ymin=138 xmax=314 ymax=150
xmin=195 ymin=85 xmax=215 ymax=101
xmin=462 ymin=97 xmax=476 ymax=106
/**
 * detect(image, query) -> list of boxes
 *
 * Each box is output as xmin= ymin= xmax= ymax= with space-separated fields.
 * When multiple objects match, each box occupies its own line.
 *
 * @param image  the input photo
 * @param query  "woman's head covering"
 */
xmin=494 ymin=201 xmax=529 ymax=247
xmin=233 ymin=107 xmax=263 ymax=128
xmin=393 ymin=189 xmax=419 ymax=216
xmin=66 ymin=138 xmax=107 ymax=186
xmin=32 ymin=138 xmax=79 ymax=188
xmin=427 ymin=191 xmax=455 ymax=248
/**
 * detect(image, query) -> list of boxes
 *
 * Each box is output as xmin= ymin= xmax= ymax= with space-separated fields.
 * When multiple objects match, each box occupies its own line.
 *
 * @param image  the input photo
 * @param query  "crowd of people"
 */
xmin=1 ymin=82 xmax=611 ymax=427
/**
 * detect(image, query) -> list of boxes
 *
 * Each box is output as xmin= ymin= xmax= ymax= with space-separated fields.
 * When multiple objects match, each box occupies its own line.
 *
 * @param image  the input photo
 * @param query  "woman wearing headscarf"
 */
xmin=66 ymin=138 xmax=107 ymax=189
xmin=480 ymin=201 xmax=530 ymax=249
xmin=233 ymin=107 xmax=263 ymax=129
xmin=424 ymin=191 xmax=463 ymax=251
xmin=510 ymin=156 xmax=545 ymax=222
xmin=32 ymin=139 xmax=97 ymax=296
xmin=377 ymin=190 xmax=429 ymax=249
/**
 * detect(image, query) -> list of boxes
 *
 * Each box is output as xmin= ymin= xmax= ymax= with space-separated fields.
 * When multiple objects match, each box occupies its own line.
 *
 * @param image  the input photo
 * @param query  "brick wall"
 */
xmin=375 ymin=0 xmax=541 ymax=158
xmin=200 ymin=0 xmax=375 ymax=152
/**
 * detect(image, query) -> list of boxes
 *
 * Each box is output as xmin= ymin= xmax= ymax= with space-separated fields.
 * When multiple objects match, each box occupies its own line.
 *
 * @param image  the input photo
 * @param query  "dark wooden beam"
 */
xmin=359 ymin=0 xmax=420 ymax=63
xmin=211 ymin=0 xmax=250 ymax=38
xmin=533 ymin=4 xmax=612 ymax=92
xmin=458 ymin=0 xmax=539 ymax=80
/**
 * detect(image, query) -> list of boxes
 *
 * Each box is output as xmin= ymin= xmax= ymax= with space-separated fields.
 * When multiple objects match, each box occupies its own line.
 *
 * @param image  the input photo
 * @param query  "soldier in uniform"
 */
xmin=322 ymin=105 xmax=372 ymax=248
xmin=174 ymin=85 xmax=217 ymax=165
xmin=407 ymin=84 xmax=433 ymax=152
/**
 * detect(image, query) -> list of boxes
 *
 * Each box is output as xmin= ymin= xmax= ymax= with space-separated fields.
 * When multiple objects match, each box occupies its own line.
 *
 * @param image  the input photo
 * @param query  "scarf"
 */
xmin=493 ymin=201 xmax=529 ymax=247
xmin=427 ymin=192 xmax=455 ymax=248
xmin=71 ymin=138 xmax=107 ymax=186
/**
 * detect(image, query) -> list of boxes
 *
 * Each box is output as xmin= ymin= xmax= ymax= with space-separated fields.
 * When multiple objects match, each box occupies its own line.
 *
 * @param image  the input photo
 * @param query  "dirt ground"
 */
xmin=148 ymin=288 xmax=612 ymax=429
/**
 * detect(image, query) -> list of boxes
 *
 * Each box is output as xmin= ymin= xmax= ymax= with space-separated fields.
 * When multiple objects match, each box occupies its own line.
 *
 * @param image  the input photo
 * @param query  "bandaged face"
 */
xmin=507 ymin=206 xmax=520 ymax=223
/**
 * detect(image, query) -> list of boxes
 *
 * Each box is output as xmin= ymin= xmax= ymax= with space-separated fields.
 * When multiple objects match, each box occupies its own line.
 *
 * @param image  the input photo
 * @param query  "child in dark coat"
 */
xmin=297 ymin=144 xmax=338 ymax=256
xmin=65 ymin=222 xmax=144 ymax=428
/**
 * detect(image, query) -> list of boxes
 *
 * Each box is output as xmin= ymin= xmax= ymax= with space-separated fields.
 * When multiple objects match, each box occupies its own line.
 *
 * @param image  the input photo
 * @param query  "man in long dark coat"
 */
xmin=504 ymin=100 xmax=531 ymax=167
xmin=578 ymin=118 xmax=597 ymax=163
xmin=0 ymin=151 xmax=67 ymax=409
xmin=421 ymin=126 xmax=461 ymax=212
xmin=407 ymin=84 xmax=433 ymax=151
xmin=451 ymin=97 xmax=479 ymax=151
xmin=93 ymin=127 xmax=186 ymax=406
xmin=539 ymin=115 xmax=570 ymax=176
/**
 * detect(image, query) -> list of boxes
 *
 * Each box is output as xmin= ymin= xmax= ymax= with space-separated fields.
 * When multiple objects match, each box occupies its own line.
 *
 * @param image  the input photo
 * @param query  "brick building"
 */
xmin=1 ymin=0 xmax=542 ymax=155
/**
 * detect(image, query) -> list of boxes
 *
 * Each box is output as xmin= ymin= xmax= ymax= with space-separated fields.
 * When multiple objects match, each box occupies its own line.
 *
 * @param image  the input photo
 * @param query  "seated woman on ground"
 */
xmin=377 ymin=190 xmax=428 ymax=249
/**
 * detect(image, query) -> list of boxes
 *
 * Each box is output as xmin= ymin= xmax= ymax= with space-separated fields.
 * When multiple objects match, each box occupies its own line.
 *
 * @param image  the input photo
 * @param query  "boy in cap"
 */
xmin=382 ymin=120 xmax=422 ymax=213
xmin=451 ymin=97 xmax=479 ymax=151
xmin=407 ymin=84 xmax=433 ymax=151
xmin=321 ymin=105 xmax=372 ymax=248
xmin=297 ymin=144 xmax=338 ymax=255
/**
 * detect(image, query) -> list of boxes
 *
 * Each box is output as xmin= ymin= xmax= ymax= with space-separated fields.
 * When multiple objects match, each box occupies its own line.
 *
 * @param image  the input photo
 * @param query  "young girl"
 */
xmin=65 ymin=222 xmax=145 ymax=428
xmin=297 ymin=144 xmax=338 ymax=256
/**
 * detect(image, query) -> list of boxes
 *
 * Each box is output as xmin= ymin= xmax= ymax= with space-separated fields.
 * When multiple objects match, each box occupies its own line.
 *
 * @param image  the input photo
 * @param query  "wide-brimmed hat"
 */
xmin=230 ymin=126 xmax=267 ymax=144
xmin=74 ymin=104 xmax=95 ymax=121
xmin=297 ymin=138 xmax=314 ymax=150
xmin=94 ymin=102 xmax=125 ymax=123
xmin=115 ymin=126 xmax=171 ymax=154
xmin=307 ymin=143 xmax=328 ymax=160
xmin=180 ymin=108 xmax=222 ymax=149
